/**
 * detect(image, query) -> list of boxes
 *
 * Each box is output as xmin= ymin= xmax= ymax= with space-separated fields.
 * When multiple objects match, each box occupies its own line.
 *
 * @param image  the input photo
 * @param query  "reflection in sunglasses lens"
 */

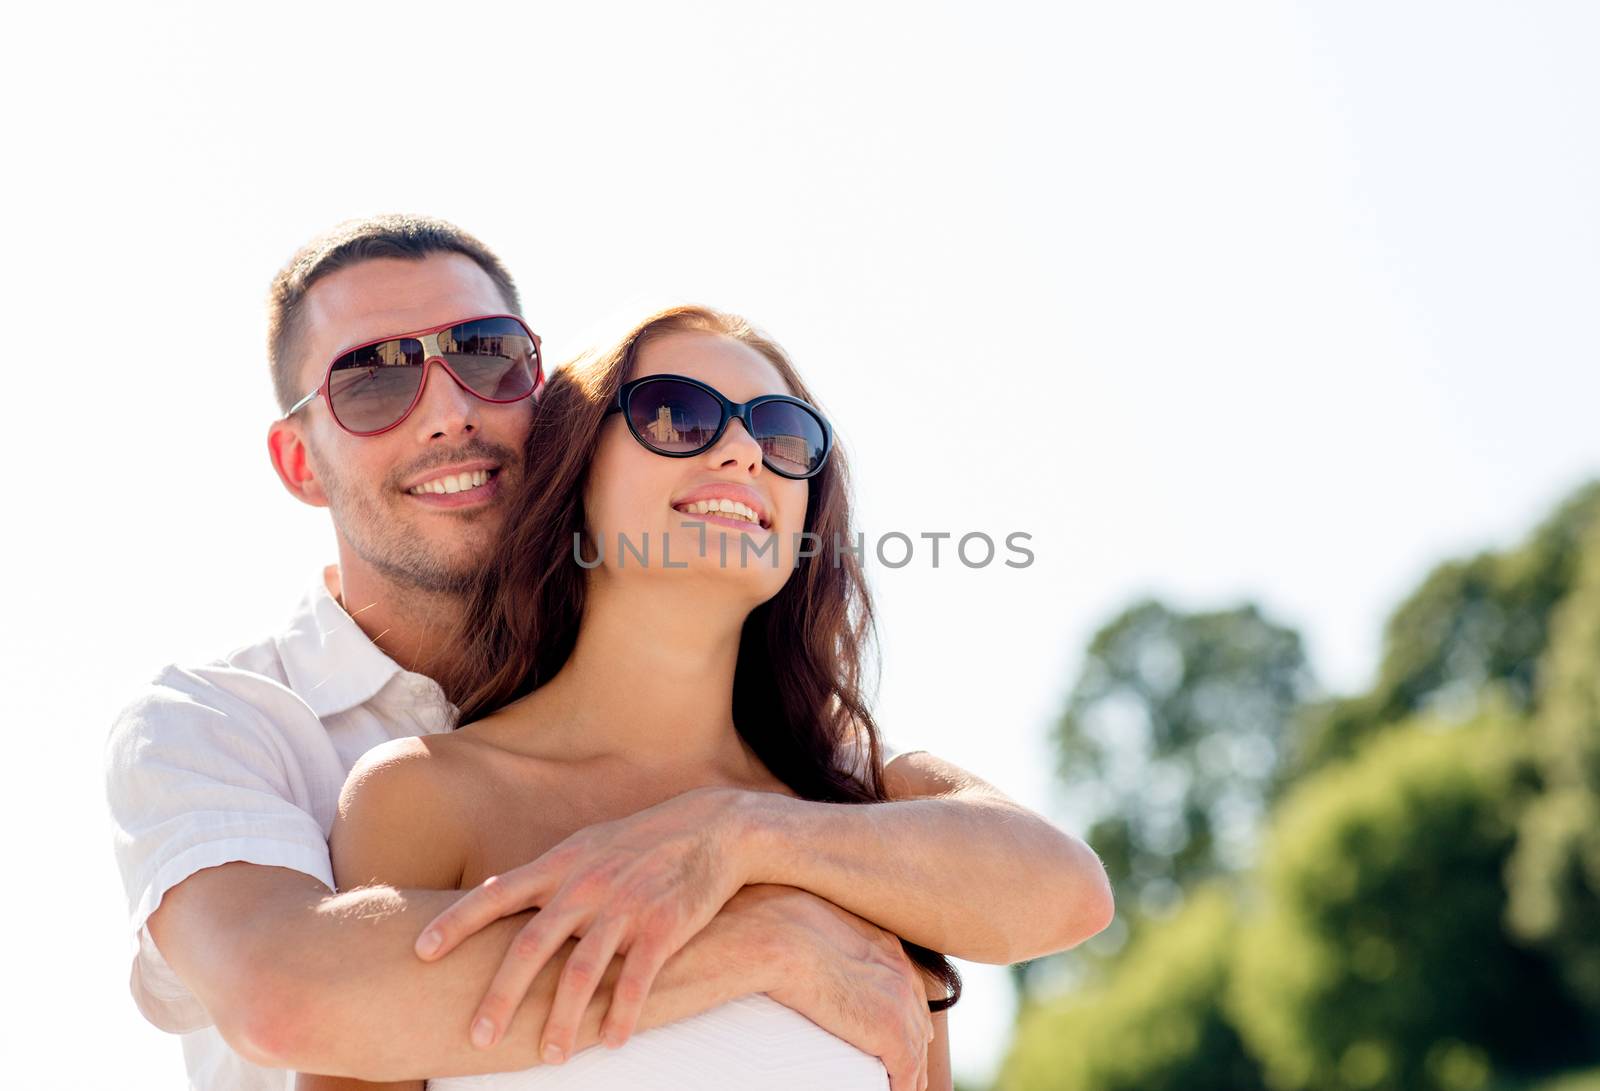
xmin=325 ymin=319 xmax=539 ymax=433
xmin=627 ymin=380 xmax=722 ymax=453
xmin=751 ymin=400 xmax=825 ymax=476
xmin=328 ymin=339 xmax=425 ymax=432
xmin=621 ymin=379 xmax=827 ymax=476
xmin=443 ymin=318 xmax=537 ymax=401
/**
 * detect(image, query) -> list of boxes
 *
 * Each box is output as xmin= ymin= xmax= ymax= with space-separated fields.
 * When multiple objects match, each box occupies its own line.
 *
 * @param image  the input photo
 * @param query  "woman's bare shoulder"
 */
xmin=333 ymin=734 xmax=478 ymax=891
xmin=341 ymin=732 xmax=485 ymax=806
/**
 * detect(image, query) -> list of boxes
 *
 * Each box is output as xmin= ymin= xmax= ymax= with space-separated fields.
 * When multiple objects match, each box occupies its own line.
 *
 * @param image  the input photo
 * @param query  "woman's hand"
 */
xmin=412 ymin=786 xmax=752 ymax=1062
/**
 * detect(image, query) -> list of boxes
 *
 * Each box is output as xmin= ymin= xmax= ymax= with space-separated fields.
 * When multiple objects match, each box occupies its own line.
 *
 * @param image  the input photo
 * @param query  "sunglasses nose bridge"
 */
xmin=405 ymin=355 xmax=484 ymax=436
xmin=412 ymin=331 xmax=478 ymax=397
xmin=705 ymin=411 xmax=764 ymax=467
xmin=416 ymin=330 xmax=448 ymax=370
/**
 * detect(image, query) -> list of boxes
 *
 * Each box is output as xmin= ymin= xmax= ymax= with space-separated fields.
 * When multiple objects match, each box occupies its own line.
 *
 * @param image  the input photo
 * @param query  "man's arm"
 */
xmin=149 ymin=861 xmax=588 ymax=1078
xmin=737 ymin=749 xmax=1115 ymax=963
xmin=421 ymin=750 xmax=1109 ymax=976
xmin=110 ymin=676 xmax=932 ymax=1085
xmin=149 ymin=864 xmax=933 ymax=1087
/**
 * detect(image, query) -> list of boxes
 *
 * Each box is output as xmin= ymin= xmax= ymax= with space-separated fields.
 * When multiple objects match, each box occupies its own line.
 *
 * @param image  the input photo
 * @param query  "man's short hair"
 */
xmin=267 ymin=214 xmax=522 ymax=412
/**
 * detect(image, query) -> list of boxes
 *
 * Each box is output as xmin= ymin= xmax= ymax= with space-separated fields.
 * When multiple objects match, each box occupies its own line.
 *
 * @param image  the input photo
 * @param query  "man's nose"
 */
xmin=409 ymin=358 xmax=481 ymax=440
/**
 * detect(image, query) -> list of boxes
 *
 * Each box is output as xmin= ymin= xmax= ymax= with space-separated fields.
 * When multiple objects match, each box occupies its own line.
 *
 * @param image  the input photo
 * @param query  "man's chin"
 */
xmin=366 ymin=553 xmax=485 ymax=597
xmin=349 ymin=521 xmax=498 ymax=597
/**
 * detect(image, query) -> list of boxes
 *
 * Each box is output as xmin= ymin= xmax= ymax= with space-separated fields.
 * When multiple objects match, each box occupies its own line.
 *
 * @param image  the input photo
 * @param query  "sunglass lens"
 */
xmin=443 ymin=317 xmax=540 ymax=401
xmin=750 ymin=401 xmax=827 ymax=477
xmin=327 ymin=339 xmax=426 ymax=432
xmin=626 ymin=379 xmax=723 ymax=453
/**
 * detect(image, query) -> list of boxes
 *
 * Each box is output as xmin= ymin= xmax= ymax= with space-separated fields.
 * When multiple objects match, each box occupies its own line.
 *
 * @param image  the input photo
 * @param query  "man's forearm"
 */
xmin=244 ymin=883 xmax=780 ymax=1080
xmin=734 ymin=774 xmax=1114 ymax=964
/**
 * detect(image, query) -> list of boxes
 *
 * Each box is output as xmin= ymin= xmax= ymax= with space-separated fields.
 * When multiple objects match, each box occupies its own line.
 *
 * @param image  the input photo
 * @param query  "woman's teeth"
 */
xmin=675 ymin=498 xmax=763 ymax=525
xmin=408 ymin=469 xmax=491 ymax=496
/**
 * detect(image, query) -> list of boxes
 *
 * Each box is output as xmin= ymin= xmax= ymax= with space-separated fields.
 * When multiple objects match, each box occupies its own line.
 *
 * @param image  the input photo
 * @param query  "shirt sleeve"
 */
xmin=103 ymin=665 xmax=336 ymax=1033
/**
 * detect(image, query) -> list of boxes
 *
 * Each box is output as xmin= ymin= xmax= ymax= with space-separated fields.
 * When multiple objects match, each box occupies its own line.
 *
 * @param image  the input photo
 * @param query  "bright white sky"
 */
xmin=3 ymin=1 xmax=1597 ymax=1086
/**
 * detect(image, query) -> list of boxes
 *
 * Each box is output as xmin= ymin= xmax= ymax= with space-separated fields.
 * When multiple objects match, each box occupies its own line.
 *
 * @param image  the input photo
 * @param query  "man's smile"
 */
xmin=403 ymin=461 xmax=504 ymax=508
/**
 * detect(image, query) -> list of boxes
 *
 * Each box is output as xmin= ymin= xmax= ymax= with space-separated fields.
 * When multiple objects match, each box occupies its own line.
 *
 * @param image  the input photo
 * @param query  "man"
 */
xmin=104 ymin=214 xmax=1113 ymax=1090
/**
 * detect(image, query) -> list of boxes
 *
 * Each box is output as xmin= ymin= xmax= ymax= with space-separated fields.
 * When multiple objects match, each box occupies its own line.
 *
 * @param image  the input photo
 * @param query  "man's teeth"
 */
xmin=408 ymin=469 xmax=491 ymax=496
xmin=675 ymin=498 xmax=763 ymax=525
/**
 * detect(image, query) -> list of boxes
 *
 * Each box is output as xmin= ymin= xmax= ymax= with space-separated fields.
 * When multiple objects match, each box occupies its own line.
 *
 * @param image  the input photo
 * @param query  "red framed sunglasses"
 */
xmin=284 ymin=313 xmax=544 ymax=436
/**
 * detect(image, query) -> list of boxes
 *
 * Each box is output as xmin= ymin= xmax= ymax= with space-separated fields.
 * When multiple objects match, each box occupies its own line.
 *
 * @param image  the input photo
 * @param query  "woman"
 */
xmin=297 ymin=305 xmax=959 ymax=1090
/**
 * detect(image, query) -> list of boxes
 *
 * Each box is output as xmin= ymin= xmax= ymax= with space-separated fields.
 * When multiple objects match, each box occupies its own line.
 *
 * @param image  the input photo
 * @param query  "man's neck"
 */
xmin=325 ymin=560 xmax=469 ymax=681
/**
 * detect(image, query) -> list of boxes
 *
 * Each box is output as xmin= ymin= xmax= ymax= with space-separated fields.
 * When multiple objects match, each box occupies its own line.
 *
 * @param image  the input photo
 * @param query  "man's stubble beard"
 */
xmin=313 ymin=446 xmax=510 ymax=597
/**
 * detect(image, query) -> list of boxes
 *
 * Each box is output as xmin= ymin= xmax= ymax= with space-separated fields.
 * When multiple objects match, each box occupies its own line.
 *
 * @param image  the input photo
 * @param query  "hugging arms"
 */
xmin=148 ymin=743 xmax=1110 ymax=1090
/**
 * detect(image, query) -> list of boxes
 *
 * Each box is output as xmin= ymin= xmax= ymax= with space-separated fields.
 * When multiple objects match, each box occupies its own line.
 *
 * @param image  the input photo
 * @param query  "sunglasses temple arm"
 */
xmin=283 ymin=388 xmax=321 ymax=419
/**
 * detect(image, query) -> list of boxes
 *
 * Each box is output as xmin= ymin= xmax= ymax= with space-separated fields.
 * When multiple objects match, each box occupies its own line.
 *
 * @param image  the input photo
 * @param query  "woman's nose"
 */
xmin=705 ymin=417 xmax=764 ymax=472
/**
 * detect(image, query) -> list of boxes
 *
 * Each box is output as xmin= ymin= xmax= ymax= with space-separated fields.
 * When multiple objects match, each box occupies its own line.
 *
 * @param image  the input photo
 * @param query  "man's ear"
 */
xmin=267 ymin=419 xmax=330 ymax=508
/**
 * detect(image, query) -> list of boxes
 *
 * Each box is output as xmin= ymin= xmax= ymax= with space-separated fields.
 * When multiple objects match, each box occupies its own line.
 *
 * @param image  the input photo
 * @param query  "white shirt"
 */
xmin=104 ymin=566 xmax=460 ymax=1090
xmin=104 ymin=565 xmax=900 ymax=1090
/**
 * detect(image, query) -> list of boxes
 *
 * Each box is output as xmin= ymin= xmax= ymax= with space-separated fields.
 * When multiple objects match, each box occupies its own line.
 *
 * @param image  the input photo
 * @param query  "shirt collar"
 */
xmin=276 ymin=564 xmax=410 ymax=718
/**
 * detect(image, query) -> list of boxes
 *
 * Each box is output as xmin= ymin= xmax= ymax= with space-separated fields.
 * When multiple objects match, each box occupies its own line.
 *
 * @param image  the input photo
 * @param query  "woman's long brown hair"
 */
xmin=435 ymin=304 xmax=959 ymax=1010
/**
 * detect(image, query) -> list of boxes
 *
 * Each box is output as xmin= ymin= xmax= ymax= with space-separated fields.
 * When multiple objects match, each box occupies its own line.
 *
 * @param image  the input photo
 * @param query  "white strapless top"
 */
xmin=427 ymin=992 xmax=888 ymax=1090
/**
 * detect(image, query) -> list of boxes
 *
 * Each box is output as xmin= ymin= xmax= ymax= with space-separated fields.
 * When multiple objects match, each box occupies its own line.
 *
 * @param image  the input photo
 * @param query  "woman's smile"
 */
xmin=669 ymin=482 xmax=774 ymax=531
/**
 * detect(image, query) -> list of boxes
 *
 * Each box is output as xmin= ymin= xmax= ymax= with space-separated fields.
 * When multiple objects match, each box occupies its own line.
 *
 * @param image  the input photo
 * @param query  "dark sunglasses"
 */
xmin=284 ymin=314 xmax=544 ymax=435
xmin=605 ymin=374 xmax=833 ymax=480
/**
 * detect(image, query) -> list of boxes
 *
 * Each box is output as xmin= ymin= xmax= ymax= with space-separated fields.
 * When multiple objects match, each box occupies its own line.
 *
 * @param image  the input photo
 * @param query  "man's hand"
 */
xmin=729 ymin=884 xmax=936 ymax=1091
xmin=413 ymin=787 xmax=751 ymax=1060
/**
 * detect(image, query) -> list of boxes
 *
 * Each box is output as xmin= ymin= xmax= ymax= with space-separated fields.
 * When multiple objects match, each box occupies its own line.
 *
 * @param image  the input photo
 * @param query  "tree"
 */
xmin=1230 ymin=713 xmax=1588 ymax=1091
xmin=997 ymin=883 xmax=1266 ymax=1091
xmin=1286 ymin=481 xmax=1600 ymax=779
xmin=1508 ymin=509 xmax=1600 ymax=1024
xmin=1052 ymin=599 xmax=1315 ymax=917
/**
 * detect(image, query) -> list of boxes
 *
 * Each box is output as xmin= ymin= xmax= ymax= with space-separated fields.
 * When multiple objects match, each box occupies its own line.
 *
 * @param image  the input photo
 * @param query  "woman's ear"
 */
xmin=267 ymin=419 xmax=329 ymax=507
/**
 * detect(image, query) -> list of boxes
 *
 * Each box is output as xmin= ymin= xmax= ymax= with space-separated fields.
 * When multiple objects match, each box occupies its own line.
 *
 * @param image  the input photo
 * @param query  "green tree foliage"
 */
xmin=1507 ymin=512 xmax=1600 ymax=1021
xmin=1009 ymin=480 xmax=1600 ymax=1091
xmin=1230 ymin=714 xmax=1587 ymax=1091
xmin=1287 ymin=482 xmax=1600 ymax=779
xmin=1053 ymin=600 xmax=1315 ymax=914
xmin=997 ymin=883 xmax=1266 ymax=1091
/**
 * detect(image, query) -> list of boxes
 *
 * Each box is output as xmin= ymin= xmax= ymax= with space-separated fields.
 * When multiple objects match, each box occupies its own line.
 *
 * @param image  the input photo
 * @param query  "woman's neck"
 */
xmin=507 ymin=576 xmax=765 ymax=780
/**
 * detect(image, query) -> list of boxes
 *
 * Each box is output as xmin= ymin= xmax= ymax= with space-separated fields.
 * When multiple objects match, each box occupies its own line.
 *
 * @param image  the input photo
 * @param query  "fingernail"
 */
xmin=542 ymin=1042 xmax=566 ymax=1065
xmin=416 ymin=930 xmax=442 ymax=957
xmin=471 ymin=1018 xmax=495 ymax=1049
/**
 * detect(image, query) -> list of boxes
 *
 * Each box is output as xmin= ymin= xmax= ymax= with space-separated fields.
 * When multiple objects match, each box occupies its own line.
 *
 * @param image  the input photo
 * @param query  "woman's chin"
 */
xmin=583 ymin=524 xmax=795 ymax=580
